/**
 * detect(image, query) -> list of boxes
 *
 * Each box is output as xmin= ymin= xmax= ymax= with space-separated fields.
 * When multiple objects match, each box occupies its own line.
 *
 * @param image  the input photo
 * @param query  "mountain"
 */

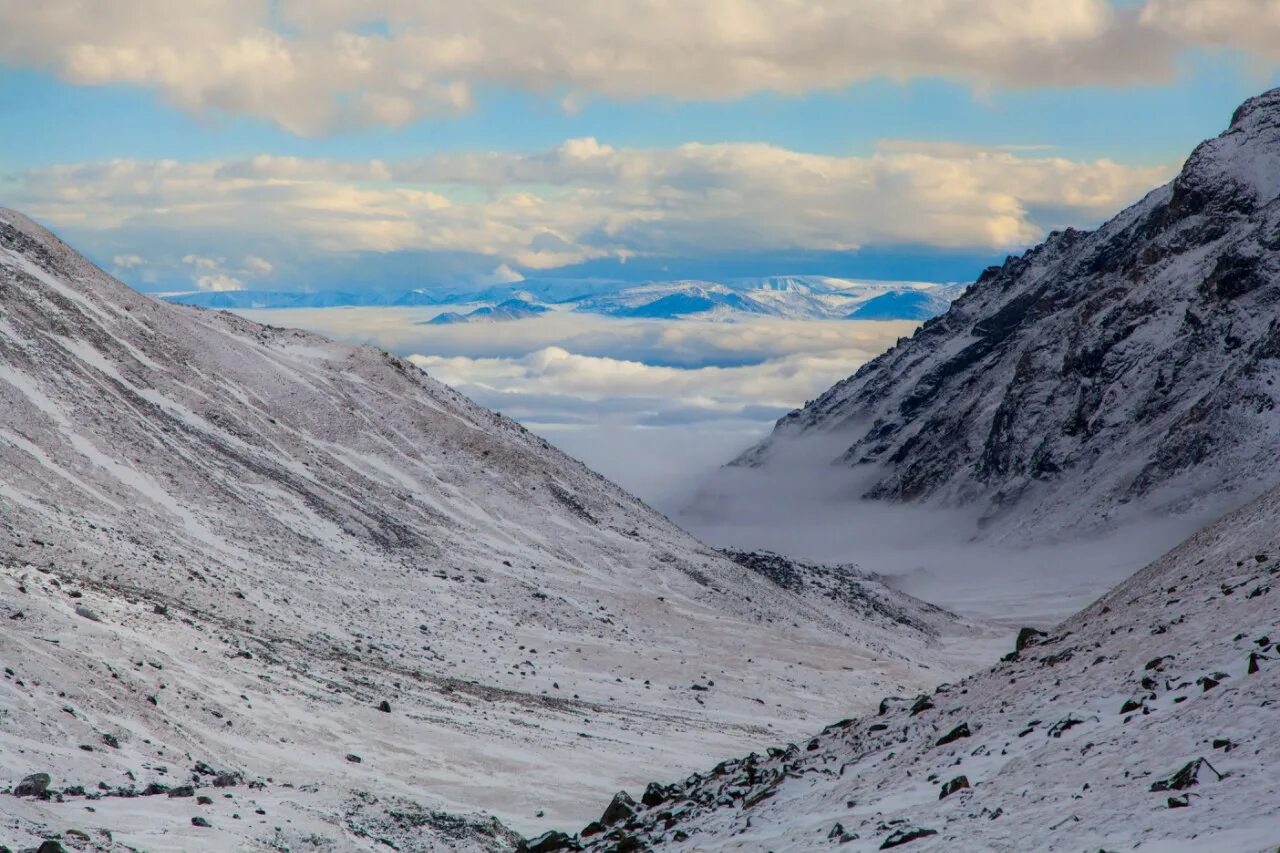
xmin=160 ymin=278 xmax=960 ymax=322
xmin=565 ymin=476 xmax=1280 ymax=851
xmin=571 ymin=279 xmax=957 ymax=321
xmin=424 ymin=297 xmax=550 ymax=325
xmin=0 ymin=209 xmax=984 ymax=850
xmin=847 ymin=289 xmax=956 ymax=320
xmin=733 ymin=88 xmax=1280 ymax=539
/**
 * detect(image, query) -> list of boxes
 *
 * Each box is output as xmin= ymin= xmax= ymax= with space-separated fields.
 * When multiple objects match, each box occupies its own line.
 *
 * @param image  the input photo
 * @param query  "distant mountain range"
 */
xmin=162 ymin=275 xmax=964 ymax=323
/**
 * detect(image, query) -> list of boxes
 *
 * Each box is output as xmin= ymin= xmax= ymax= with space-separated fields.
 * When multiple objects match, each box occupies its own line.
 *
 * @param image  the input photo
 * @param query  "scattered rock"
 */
xmin=641 ymin=782 xmax=667 ymax=808
xmin=936 ymin=723 xmax=970 ymax=747
xmin=191 ymin=816 xmax=212 ymax=828
xmin=1016 ymin=627 xmax=1048 ymax=652
xmin=377 ymin=700 xmax=392 ymax=713
xmin=14 ymin=772 xmax=51 ymax=797
xmin=939 ymin=775 xmax=970 ymax=799
xmin=519 ymin=830 xmax=580 ymax=852
xmin=600 ymin=790 xmax=637 ymax=827
xmin=74 ymin=605 xmax=101 ymax=622
xmin=346 ymin=754 xmax=363 ymax=763
xmin=881 ymin=826 xmax=938 ymax=848
xmin=1151 ymin=758 xmax=1222 ymax=792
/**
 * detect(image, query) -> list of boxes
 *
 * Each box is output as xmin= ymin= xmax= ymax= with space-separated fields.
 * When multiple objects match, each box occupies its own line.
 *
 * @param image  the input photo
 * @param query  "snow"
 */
xmin=571 ymin=480 xmax=1280 ymax=851
xmin=0 ymin=208 xmax=991 ymax=850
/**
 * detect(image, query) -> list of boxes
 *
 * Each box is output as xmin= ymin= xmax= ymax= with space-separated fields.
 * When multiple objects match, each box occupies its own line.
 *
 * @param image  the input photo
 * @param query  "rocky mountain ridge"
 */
xmin=736 ymin=87 xmax=1280 ymax=539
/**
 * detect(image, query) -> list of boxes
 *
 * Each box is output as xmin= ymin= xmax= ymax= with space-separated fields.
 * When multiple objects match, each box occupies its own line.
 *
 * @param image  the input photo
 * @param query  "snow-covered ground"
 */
xmin=0 ymin=209 xmax=995 ymax=850
xmin=569 ymin=479 xmax=1280 ymax=851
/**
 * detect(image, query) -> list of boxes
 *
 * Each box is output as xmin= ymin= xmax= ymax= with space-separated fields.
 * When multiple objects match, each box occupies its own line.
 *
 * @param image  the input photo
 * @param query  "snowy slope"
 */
xmin=566 ymin=481 xmax=1280 ymax=851
xmin=0 ymin=209 xmax=986 ymax=850
xmin=735 ymin=88 xmax=1280 ymax=540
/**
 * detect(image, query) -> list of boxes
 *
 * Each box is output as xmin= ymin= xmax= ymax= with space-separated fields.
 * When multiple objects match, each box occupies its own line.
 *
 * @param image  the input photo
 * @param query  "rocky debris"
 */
xmin=939 ymin=776 xmax=970 ymax=799
xmin=377 ymin=699 xmax=392 ymax=713
xmin=519 ymin=830 xmax=581 ymax=852
xmin=13 ymin=772 xmax=51 ymax=797
xmin=599 ymin=790 xmax=637 ymax=827
xmin=1150 ymin=758 xmax=1222 ymax=792
xmin=640 ymin=782 xmax=668 ymax=808
xmin=191 ymin=816 xmax=212 ymax=827
xmin=1016 ymin=627 xmax=1048 ymax=652
xmin=73 ymin=605 xmax=100 ymax=622
xmin=880 ymin=826 xmax=938 ymax=848
xmin=36 ymin=842 xmax=66 ymax=853
xmin=935 ymin=723 xmax=970 ymax=747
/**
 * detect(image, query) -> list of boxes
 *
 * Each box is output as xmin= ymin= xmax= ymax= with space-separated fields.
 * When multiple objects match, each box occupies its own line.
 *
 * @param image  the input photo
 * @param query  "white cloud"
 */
xmin=8 ymin=141 xmax=1173 ymax=269
xmin=182 ymin=254 xmax=221 ymax=270
xmin=242 ymin=255 xmax=274 ymax=276
xmin=112 ymin=254 xmax=144 ymax=268
xmin=0 ymin=1 xmax=1275 ymax=134
xmin=230 ymin=306 xmax=917 ymax=506
xmin=194 ymin=272 xmax=246 ymax=292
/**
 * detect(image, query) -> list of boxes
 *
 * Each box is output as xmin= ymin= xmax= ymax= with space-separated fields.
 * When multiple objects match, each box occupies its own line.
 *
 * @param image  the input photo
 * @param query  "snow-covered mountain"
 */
xmin=564 ymin=479 xmax=1280 ymax=851
xmin=424 ymin=297 xmax=550 ymax=325
xmin=0 ymin=209 xmax=985 ymax=850
xmin=734 ymin=88 xmax=1280 ymax=539
xmin=571 ymin=279 xmax=957 ymax=321
xmin=162 ymin=277 xmax=960 ymax=323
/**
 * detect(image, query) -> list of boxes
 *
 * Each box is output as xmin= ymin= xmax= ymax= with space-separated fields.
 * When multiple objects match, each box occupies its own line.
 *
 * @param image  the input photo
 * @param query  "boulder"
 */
xmin=14 ymin=772 xmax=51 ymax=797
xmin=600 ymin=790 xmax=637 ymax=827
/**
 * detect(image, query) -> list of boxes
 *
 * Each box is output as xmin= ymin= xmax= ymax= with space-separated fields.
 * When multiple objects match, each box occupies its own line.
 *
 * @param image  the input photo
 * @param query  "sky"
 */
xmin=3 ymin=0 xmax=1279 ymax=295
xmin=4 ymin=1 xmax=1280 ymax=504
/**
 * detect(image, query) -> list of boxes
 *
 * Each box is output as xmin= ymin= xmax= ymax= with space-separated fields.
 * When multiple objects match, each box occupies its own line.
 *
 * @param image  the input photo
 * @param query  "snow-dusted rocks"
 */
xmin=0 ymin=209 xmax=980 ymax=850
xmin=735 ymin=88 xmax=1280 ymax=539
xmin=566 ymin=478 xmax=1280 ymax=851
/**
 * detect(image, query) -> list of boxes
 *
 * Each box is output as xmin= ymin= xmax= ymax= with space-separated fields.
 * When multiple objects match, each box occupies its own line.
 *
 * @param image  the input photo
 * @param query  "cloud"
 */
xmin=7 ymin=141 xmax=1173 ymax=271
xmin=178 ymin=253 xmax=248 ymax=290
xmin=242 ymin=255 xmax=274 ymax=276
xmin=194 ymin=272 xmax=245 ymax=292
xmin=237 ymin=305 xmax=915 ymax=506
xmin=1 ymin=1 xmax=1277 ymax=134
xmin=112 ymin=254 xmax=144 ymax=268
xmin=182 ymin=254 xmax=221 ymax=270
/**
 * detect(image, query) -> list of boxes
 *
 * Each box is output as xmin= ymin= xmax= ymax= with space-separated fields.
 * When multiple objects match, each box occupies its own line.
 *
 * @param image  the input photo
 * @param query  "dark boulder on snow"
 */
xmin=519 ymin=830 xmax=581 ymax=852
xmin=939 ymin=775 xmax=970 ymax=799
xmin=600 ymin=790 xmax=637 ymax=826
xmin=936 ymin=723 xmax=970 ymax=747
xmin=1016 ymin=627 xmax=1047 ymax=652
xmin=13 ymin=772 xmax=51 ymax=797
xmin=880 ymin=826 xmax=938 ymax=848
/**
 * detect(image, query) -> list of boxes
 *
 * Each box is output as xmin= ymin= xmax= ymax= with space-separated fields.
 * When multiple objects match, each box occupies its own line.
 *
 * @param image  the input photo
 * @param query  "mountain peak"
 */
xmin=726 ymin=88 xmax=1280 ymax=541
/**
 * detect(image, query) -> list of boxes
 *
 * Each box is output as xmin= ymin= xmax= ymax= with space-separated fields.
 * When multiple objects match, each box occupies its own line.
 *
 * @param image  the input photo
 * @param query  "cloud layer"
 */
xmin=1 ymin=1 xmax=1277 ymax=134
xmin=9 ymin=140 xmax=1172 ymax=274
xmin=235 ymin=306 xmax=914 ymax=505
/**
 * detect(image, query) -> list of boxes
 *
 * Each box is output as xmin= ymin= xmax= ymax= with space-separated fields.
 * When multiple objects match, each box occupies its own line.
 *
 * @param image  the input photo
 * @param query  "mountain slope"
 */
xmin=424 ymin=297 xmax=550 ymax=325
xmin=569 ymin=480 xmax=1280 ymax=851
xmin=0 ymin=209 xmax=983 ymax=850
xmin=734 ymin=88 xmax=1280 ymax=539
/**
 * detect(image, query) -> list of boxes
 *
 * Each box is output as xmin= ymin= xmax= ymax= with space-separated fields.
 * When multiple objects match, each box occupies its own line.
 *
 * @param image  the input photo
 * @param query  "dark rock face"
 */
xmin=733 ymin=87 xmax=1280 ymax=538
xmin=936 ymin=723 xmax=971 ymax=747
xmin=880 ymin=826 xmax=938 ymax=848
xmin=13 ymin=772 xmax=51 ymax=797
xmin=599 ymin=790 xmax=637 ymax=827
xmin=519 ymin=830 xmax=581 ymax=852
xmin=939 ymin=775 xmax=970 ymax=799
